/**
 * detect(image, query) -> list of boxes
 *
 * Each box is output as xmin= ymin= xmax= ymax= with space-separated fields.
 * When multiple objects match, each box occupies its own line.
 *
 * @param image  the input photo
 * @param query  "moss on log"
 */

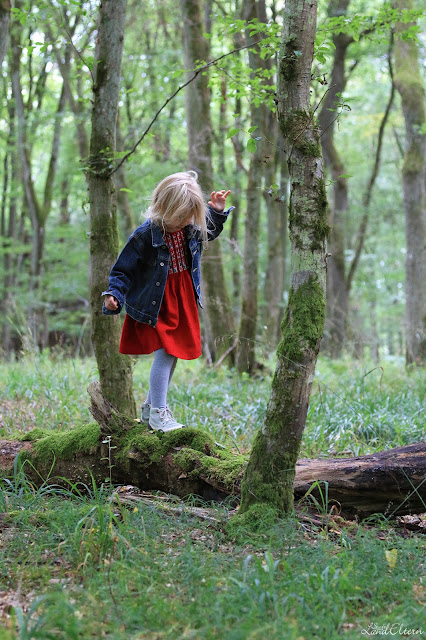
xmin=0 ymin=383 xmax=424 ymax=517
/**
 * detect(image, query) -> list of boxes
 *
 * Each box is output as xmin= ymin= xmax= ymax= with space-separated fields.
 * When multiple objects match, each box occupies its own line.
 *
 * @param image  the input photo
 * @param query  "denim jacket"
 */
xmin=102 ymin=205 xmax=232 ymax=327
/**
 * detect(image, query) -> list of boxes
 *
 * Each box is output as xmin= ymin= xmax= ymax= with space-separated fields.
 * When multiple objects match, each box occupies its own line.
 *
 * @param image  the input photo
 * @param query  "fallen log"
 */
xmin=0 ymin=382 xmax=424 ymax=518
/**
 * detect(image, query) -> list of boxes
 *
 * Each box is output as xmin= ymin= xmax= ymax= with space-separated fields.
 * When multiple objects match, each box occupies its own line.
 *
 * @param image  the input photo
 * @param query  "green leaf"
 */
xmin=247 ymin=138 xmax=257 ymax=153
xmin=248 ymin=125 xmax=258 ymax=133
xmin=226 ymin=128 xmax=240 ymax=139
xmin=338 ymin=174 xmax=353 ymax=179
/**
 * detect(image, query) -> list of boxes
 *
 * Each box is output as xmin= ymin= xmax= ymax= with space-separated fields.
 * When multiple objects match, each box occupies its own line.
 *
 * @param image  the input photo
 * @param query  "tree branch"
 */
xmin=346 ymin=32 xmax=395 ymax=292
xmin=110 ymin=39 xmax=265 ymax=175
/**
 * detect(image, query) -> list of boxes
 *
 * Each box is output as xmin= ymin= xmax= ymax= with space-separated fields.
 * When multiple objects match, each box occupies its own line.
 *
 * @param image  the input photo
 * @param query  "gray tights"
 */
xmin=146 ymin=348 xmax=178 ymax=409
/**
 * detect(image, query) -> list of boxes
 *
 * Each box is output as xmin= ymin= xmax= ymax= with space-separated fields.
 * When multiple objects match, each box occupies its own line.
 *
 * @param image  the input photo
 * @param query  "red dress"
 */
xmin=119 ymin=229 xmax=201 ymax=360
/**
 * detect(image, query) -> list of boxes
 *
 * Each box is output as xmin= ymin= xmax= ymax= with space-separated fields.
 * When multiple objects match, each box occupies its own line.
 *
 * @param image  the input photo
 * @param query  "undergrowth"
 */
xmin=0 ymin=351 xmax=424 ymax=638
xmin=0 ymin=469 xmax=424 ymax=639
xmin=0 ymin=351 xmax=424 ymax=457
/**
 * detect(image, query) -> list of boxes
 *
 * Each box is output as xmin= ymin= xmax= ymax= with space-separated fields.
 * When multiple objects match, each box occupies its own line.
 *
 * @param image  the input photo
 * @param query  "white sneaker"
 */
xmin=141 ymin=402 xmax=151 ymax=424
xmin=149 ymin=407 xmax=185 ymax=432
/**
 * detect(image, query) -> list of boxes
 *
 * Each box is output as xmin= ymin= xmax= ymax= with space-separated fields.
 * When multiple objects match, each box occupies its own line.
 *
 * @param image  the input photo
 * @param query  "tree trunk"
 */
xmin=394 ymin=1 xmax=426 ymax=366
xmin=262 ymin=130 xmax=288 ymax=348
xmin=180 ymin=0 xmax=236 ymax=363
xmin=87 ymin=0 xmax=136 ymax=417
xmin=236 ymin=0 xmax=270 ymax=374
xmin=0 ymin=105 xmax=16 ymax=355
xmin=0 ymin=0 xmax=10 ymax=68
xmin=116 ymin=113 xmax=135 ymax=238
xmin=239 ymin=0 xmax=329 ymax=516
xmin=1 ymin=383 xmax=425 ymax=518
xmin=318 ymin=0 xmax=352 ymax=358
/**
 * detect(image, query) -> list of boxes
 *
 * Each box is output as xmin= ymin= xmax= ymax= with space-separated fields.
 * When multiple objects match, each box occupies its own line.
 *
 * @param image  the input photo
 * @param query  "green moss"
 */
xmin=117 ymin=426 xmax=220 ymax=467
xmin=299 ymin=139 xmax=322 ymax=157
xmin=227 ymin=503 xmax=279 ymax=536
xmin=310 ymin=180 xmax=331 ymax=251
xmin=30 ymin=423 xmax=101 ymax=464
xmin=19 ymin=428 xmax=50 ymax=442
xmin=119 ymin=428 xmax=165 ymax=465
xmin=277 ymin=277 xmax=326 ymax=365
xmin=279 ymin=109 xmax=310 ymax=140
xmin=279 ymin=34 xmax=299 ymax=83
xmin=403 ymin=147 xmax=424 ymax=176
xmin=239 ymin=427 xmax=298 ymax=515
xmin=162 ymin=428 xmax=217 ymax=455
xmin=174 ymin=447 xmax=246 ymax=489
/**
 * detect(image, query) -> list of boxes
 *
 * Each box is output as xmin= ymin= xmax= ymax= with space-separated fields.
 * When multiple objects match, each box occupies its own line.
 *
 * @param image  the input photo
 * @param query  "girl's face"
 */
xmin=164 ymin=213 xmax=193 ymax=233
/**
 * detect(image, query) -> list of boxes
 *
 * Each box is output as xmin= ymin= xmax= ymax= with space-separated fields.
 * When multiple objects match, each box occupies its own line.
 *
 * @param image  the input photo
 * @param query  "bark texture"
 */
xmin=1 ymin=383 xmax=425 ymax=518
xmin=180 ymin=0 xmax=236 ymax=362
xmin=318 ymin=0 xmax=352 ymax=358
xmin=236 ymin=0 xmax=271 ymax=373
xmin=262 ymin=137 xmax=288 ymax=347
xmin=0 ymin=0 xmax=10 ymax=68
xmin=394 ymin=1 xmax=426 ymax=365
xmin=87 ymin=0 xmax=136 ymax=416
xmin=239 ymin=0 xmax=329 ymax=516
xmin=10 ymin=29 xmax=66 ymax=348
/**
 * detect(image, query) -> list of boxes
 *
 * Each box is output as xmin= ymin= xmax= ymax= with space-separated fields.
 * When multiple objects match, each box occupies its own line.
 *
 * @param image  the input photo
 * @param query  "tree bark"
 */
xmin=180 ymin=0 xmax=236 ymax=363
xmin=1 ymin=383 xmax=425 ymax=518
xmin=87 ymin=0 xmax=136 ymax=417
xmin=10 ymin=30 xmax=66 ymax=348
xmin=394 ymin=0 xmax=426 ymax=366
xmin=318 ymin=0 xmax=352 ymax=358
xmin=239 ymin=0 xmax=329 ymax=516
xmin=236 ymin=0 xmax=270 ymax=374
xmin=0 ymin=0 xmax=11 ymax=68
xmin=262 ymin=132 xmax=288 ymax=348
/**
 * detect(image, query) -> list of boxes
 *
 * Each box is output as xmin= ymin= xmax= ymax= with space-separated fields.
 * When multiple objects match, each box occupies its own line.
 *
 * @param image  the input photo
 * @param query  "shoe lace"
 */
xmin=158 ymin=407 xmax=175 ymax=423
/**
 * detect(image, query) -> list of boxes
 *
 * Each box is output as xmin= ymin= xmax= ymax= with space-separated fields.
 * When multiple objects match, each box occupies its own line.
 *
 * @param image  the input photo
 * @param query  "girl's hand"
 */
xmin=208 ymin=189 xmax=231 ymax=212
xmin=104 ymin=294 xmax=118 ymax=311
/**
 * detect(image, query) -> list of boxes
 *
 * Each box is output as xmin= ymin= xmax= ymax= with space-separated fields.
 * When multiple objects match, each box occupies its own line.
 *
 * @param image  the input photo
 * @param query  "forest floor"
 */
xmin=0 ymin=352 xmax=425 ymax=639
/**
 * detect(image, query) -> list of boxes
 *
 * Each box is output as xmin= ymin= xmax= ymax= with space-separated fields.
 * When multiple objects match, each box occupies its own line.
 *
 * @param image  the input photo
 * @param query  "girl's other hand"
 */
xmin=208 ymin=189 xmax=231 ymax=212
xmin=104 ymin=294 xmax=118 ymax=311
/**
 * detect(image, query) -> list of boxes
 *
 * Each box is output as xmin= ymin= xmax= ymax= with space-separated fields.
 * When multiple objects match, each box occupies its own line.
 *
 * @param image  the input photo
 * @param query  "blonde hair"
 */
xmin=146 ymin=171 xmax=208 ymax=241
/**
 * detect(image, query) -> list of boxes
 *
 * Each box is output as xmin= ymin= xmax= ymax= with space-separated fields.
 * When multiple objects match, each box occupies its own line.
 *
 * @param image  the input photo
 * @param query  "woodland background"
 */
xmin=0 ymin=0 xmax=424 ymax=368
xmin=0 ymin=0 xmax=425 ymax=637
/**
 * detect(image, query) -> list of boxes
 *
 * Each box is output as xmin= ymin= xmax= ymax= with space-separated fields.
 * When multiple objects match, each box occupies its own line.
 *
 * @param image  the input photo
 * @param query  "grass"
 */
xmin=0 ymin=351 xmax=425 ymax=638
xmin=1 ymin=477 xmax=425 ymax=639
xmin=0 ymin=350 xmax=424 ymax=456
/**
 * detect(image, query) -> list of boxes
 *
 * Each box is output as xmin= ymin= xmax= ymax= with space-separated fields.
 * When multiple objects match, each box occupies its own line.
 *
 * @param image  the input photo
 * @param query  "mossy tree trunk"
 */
xmin=394 ymin=0 xmax=426 ymax=366
xmin=180 ymin=0 xmax=236 ymax=363
xmin=239 ymin=0 xmax=329 ymax=515
xmin=1 ymin=384 xmax=426 ymax=517
xmin=87 ymin=0 xmax=136 ymax=417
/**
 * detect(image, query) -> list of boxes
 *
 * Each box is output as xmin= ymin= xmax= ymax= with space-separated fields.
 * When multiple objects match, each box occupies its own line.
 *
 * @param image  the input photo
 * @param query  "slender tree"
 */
xmin=239 ymin=0 xmax=328 ymax=515
xmin=10 ymin=25 xmax=67 ymax=347
xmin=236 ymin=0 xmax=269 ymax=374
xmin=0 ymin=0 xmax=11 ymax=69
xmin=87 ymin=0 xmax=136 ymax=416
xmin=318 ymin=0 xmax=352 ymax=358
xmin=394 ymin=0 xmax=425 ymax=365
xmin=180 ymin=0 xmax=236 ymax=362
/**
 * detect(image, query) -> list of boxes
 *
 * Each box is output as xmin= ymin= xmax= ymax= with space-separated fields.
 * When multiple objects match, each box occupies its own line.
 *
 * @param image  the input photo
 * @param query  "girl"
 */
xmin=102 ymin=171 xmax=231 ymax=432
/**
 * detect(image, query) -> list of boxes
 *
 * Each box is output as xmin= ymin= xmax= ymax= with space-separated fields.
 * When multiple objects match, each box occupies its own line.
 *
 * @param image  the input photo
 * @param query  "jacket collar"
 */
xmin=150 ymin=222 xmax=165 ymax=247
xmin=150 ymin=220 xmax=196 ymax=246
